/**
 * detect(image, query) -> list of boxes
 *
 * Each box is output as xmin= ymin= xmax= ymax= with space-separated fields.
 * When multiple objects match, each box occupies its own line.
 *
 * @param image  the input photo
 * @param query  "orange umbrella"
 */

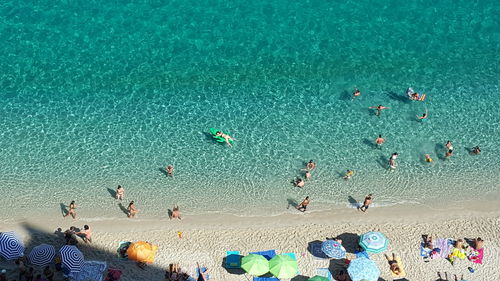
xmin=127 ymin=241 xmax=158 ymax=263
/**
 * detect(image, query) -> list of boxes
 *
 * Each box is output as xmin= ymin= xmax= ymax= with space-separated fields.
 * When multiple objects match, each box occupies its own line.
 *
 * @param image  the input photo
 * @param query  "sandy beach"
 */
xmin=1 ymin=201 xmax=499 ymax=281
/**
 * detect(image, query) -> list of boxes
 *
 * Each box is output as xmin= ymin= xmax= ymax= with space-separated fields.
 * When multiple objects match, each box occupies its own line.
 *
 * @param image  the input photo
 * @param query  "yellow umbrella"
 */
xmin=127 ymin=241 xmax=158 ymax=263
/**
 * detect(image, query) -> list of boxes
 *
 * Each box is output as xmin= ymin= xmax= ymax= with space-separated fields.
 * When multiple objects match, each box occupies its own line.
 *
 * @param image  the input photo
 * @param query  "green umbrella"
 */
xmin=241 ymin=254 xmax=269 ymax=276
xmin=308 ymin=275 xmax=330 ymax=281
xmin=269 ymin=254 xmax=298 ymax=278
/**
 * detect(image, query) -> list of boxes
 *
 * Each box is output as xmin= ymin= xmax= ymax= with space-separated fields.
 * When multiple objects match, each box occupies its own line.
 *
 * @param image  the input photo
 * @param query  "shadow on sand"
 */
xmin=118 ymin=203 xmax=129 ymax=216
xmin=107 ymin=188 xmax=116 ymax=199
xmin=347 ymin=196 xmax=359 ymax=209
xmin=59 ymin=203 xmax=68 ymax=217
xmin=0 ymin=223 xmax=171 ymax=281
xmin=286 ymin=198 xmax=298 ymax=209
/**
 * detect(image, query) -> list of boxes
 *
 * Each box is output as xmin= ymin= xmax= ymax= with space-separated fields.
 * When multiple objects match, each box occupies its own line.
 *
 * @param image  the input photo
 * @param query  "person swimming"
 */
xmin=294 ymin=178 xmax=305 ymax=188
xmin=425 ymin=154 xmax=433 ymax=162
xmin=375 ymin=134 xmax=385 ymax=148
xmin=368 ymin=105 xmax=390 ymax=116
xmin=343 ymin=170 xmax=354 ymax=180
xmin=352 ymin=88 xmax=361 ymax=100
xmin=472 ymin=146 xmax=481 ymax=155
xmin=215 ymin=131 xmax=236 ymax=147
xmin=417 ymin=109 xmax=428 ymax=121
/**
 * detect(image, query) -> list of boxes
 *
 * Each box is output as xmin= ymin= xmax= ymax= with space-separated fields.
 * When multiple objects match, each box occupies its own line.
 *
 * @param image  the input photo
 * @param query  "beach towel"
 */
xmin=71 ymin=261 xmax=107 ymax=281
xmin=249 ymin=249 xmax=276 ymax=260
xmin=468 ymin=247 xmax=484 ymax=264
xmin=434 ymin=238 xmax=452 ymax=259
xmin=390 ymin=256 xmax=406 ymax=278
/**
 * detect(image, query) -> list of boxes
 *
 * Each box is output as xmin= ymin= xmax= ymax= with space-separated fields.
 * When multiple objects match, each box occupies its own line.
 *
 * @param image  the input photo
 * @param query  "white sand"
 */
xmin=1 ymin=202 xmax=499 ymax=281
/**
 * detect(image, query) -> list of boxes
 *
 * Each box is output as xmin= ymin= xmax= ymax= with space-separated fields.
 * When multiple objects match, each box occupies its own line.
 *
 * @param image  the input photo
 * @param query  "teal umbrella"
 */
xmin=269 ymin=254 xmax=298 ymax=278
xmin=241 ymin=254 xmax=269 ymax=276
xmin=359 ymin=232 xmax=388 ymax=253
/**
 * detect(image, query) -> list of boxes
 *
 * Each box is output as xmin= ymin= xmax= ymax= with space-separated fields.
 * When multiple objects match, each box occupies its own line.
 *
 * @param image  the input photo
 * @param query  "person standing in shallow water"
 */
xmin=64 ymin=201 xmax=77 ymax=219
xmin=306 ymin=160 xmax=316 ymax=171
xmin=375 ymin=134 xmax=385 ymax=149
xmin=359 ymin=194 xmax=373 ymax=212
xmin=127 ymin=201 xmax=138 ymax=218
xmin=166 ymin=165 xmax=174 ymax=177
xmin=296 ymin=196 xmax=310 ymax=212
xmin=116 ymin=185 xmax=124 ymax=200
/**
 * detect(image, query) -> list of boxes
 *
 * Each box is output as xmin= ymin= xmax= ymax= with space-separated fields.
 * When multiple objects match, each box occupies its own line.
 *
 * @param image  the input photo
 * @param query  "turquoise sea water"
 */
xmin=0 ymin=0 xmax=499 ymax=220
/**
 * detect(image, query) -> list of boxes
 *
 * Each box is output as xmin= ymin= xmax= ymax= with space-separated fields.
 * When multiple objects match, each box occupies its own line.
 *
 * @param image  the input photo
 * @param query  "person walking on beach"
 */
xmin=359 ymin=194 xmax=373 ymax=212
xmin=296 ymin=196 xmax=310 ymax=212
xmin=64 ymin=201 xmax=77 ymax=219
xmin=389 ymin=153 xmax=398 ymax=169
xmin=368 ymin=105 xmax=390 ymax=116
xmin=166 ymin=165 xmax=174 ymax=177
xmin=116 ymin=185 xmax=124 ymax=200
xmin=127 ymin=201 xmax=138 ymax=218
xmin=306 ymin=160 xmax=316 ymax=171
xmin=76 ymin=225 xmax=92 ymax=243
xmin=375 ymin=134 xmax=385 ymax=148
xmin=352 ymin=88 xmax=361 ymax=100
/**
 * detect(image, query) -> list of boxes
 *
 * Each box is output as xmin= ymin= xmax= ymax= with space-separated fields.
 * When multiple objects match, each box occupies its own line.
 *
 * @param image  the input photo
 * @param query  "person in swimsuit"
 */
xmin=116 ymin=185 xmax=124 ymax=200
xmin=384 ymin=253 xmax=402 ymax=275
xmin=417 ymin=109 xmax=428 ymax=121
xmin=445 ymin=149 xmax=453 ymax=158
xmin=294 ymin=178 xmax=305 ymax=188
xmin=368 ymin=105 xmax=390 ymax=116
xmin=389 ymin=152 xmax=398 ymax=169
xmin=472 ymin=146 xmax=481 ymax=155
xmin=64 ymin=201 xmax=77 ymax=219
xmin=352 ymin=88 xmax=361 ymax=100
xmin=166 ymin=165 xmax=174 ymax=177
xmin=425 ymin=154 xmax=433 ymax=162
xmin=76 ymin=225 xmax=92 ymax=243
xmin=304 ymin=170 xmax=312 ymax=180
xmin=171 ymin=206 xmax=181 ymax=220
xmin=306 ymin=160 xmax=316 ymax=170
xmin=215 ymin=131 xmax=236 ymax=147
xmin=296 ymin=196 xmax=310 ymax=212
xmin=127 ymin=201 xmax=138 ymax=218
xmin=375 ymin=134 xmax=385 ymax=148
xmin=446 ymin=141 xmax=453 ymax=152
xmin=359 ymin=194 xmax=372 ymax=212
xmin=343 ymin=170 xmax=354 ymax=180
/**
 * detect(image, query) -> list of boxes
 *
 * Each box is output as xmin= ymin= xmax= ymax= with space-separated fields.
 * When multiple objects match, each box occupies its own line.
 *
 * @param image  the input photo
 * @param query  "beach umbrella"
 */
xmin=269 ymin=254 xmax=298 ymax=279
xmin=347 ymin=257 xmax=380 ymax=281
xmin=308 ymin=276 xmax=330 ymax=281
xmin=359 ymin=232 xmax=388 ymax=253
xmin=321 ymin=240 xmax=346 ymax=259
xmin=0 ymin=231 xmax=25 ymax=260
xmin=29 ymin=244 xmax=55 ymax=266
xmin=60 ymin=245 xmax=84 ymax=272
xmin=127 ymin=241 xmax=158 ymax=264
xmin=241 ymin=254 xmax=269 ymax=276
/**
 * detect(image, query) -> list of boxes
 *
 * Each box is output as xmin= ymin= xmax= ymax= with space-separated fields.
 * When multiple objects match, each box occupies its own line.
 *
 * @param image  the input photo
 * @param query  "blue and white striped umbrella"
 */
xmin=347 ymin=257 xmax=380 ymax=281
xmin=0 ymin=231 xmax=25 ymax=260
xmin=359 ymin=232 xmax=388 ymax=253
xmin=321 ymin=240 xmax=346 ymax=259
xmin=60 ymin=245 xmax=84 ymax=272
xmin=29 ymin=244 xmax=56 ymax=266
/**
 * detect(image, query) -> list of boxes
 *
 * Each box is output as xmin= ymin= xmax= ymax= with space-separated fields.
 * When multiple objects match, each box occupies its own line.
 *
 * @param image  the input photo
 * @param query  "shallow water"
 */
xmin=0 ymin=0 xmax=499 ymax=220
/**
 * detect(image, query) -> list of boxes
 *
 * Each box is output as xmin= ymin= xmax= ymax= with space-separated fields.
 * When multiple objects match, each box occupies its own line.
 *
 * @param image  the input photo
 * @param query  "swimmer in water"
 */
xmin=425 ymin=154 xmax=433 ymax=162
xmin=472 ymin=146 xmax=481 ymax=155
xmin=368 ymin=105 xmax=390 ymax=116
xmin=417 ymin=109 xmax=428 ymax=121
xmin=306 ymin=160 xmax=316 ymax=171
xmin=166 ymin=165 xmax=174 ymax=177
xmin=294 ymin=178 xmax=305 ymax=188
xmin=352 ymin=88 xmax=361 ymax=100
xmin=304 ymin=170 xmax=312 ymax=180
xmin=343 ymin=170 xmax=354 ymax=180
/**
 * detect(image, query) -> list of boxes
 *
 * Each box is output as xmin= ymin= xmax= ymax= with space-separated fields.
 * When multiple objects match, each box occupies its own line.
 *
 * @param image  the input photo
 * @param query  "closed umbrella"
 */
xmin=269 ymin=254 xmax=298 ymax=279
xmin=60 ymin=245 xmax=84 ymax=272
xmin=241 ymin=254 xmax=269 ymax=276
xmin=0 ymin=231 xmax=24 ymax=260
xmin=359 ymin=232 xmax=388 ymax=253
xmin=347 ymin=257 xmax=380 ymax=281
xmin=29 ymin=244 xmax=55 ymax=266
xmin=127 ymin=241 xmax=158 ymax=264
xmin=321 ymin=240 xmax=346 ymax=259
xmin=308 ymin=276 xmax=330 ymax=281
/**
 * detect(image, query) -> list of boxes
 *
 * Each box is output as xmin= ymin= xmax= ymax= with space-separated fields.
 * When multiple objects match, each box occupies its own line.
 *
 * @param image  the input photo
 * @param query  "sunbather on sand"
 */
xmin=384 ymin=253 xmax=402 ymax=276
